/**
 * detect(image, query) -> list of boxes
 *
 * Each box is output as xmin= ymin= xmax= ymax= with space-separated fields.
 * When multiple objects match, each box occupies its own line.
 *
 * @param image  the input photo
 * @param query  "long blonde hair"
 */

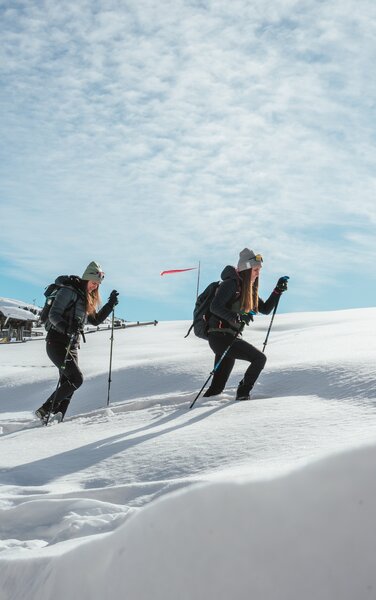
xmin=86 ymin=286 xmax=101 ymax=316
xmin=239 ymin=269 xmax=259 ymax=313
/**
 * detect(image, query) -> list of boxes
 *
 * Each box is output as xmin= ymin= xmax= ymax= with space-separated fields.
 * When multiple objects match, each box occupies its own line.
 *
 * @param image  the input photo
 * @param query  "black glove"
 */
xmin=229 ymin=315 xmax=247 ymax=332
xmin=274 ymin=276 xmax=289 ymax=294
xmin=108 ymin=290 xmax=119 ymax=307
xmin=66 ymin=317 xmax=84 ymax=336
xmin=238 ymin=312 xmax=253 ymax=325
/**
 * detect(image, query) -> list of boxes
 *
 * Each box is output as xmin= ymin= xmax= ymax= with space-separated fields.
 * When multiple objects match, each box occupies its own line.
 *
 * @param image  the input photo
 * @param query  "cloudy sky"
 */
xmin=1 ymin=0 xmax=376 ymax=321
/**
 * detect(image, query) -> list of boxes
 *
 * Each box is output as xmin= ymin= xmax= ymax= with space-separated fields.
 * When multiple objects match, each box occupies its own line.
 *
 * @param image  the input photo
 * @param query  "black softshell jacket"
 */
xmin=208 ymin=265 xmax=279 ymax=333
xmin=47 ymin=276 xmax=113 ymax=338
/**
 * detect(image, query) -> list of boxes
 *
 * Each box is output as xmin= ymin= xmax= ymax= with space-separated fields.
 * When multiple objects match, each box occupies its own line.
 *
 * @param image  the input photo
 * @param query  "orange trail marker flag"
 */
xmin=160 ymin=268 xmax=197 ymax=276
xmin=160 ymin=262 xmax=201 ymax=299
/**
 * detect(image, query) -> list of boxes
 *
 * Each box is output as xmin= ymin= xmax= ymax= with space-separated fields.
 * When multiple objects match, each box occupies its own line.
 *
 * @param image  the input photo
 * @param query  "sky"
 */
xmin=1 ymin=0 xmax=376 ymax=322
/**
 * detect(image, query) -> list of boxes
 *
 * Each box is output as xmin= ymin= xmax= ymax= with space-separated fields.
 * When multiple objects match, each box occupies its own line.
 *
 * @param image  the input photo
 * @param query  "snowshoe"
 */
xmin=35 ymin=407 xmax=63 ymax=425
xmin=49 ymin=412 xmax=63 ymax=423
xmin=49 ymin=412 xmax=63 ymax=424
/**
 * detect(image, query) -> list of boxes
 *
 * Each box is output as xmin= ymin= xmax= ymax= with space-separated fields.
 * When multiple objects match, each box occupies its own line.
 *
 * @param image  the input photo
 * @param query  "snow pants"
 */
xmin=205 ymin=332 xmax=266 ymax=396
xmin=42 ymin=339 xmax=83 ymax=418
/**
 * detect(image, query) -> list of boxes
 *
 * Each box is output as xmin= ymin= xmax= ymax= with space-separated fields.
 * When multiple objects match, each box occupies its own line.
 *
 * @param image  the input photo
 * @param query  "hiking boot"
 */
xmin=236 ymin=382 xmax=252 ymax=401
xmin=236 ymin=392 xmax=251 ymax=401
xmin=35 ymin=406 xmax=48 ymax=422
xmin=203 ymin=387 xmax=224 ymax=397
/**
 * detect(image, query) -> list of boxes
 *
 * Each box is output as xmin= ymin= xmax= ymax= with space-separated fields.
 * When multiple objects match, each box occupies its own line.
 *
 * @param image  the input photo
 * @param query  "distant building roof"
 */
xmin=0 ymin=297 xmax=40 ymax=322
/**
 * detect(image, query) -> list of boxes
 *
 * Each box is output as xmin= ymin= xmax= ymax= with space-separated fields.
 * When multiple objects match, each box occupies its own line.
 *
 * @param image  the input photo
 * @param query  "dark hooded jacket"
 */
xmin=46 ymin=275 xmax=114 ymax=342
xmin=207 ymin=265 xmax=279 ymax=334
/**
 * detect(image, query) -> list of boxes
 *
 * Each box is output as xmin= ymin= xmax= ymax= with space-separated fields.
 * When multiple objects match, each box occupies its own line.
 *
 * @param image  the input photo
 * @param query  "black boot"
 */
xmin=35 ymin=406 xmax=49 ymax=422
xmin=203 ymin=386 xmax=224 ymax=397
xmin=236 ymin=380 xmax=252 ymax=401
xmin=35 ymin=396 xmax=55 ymax=420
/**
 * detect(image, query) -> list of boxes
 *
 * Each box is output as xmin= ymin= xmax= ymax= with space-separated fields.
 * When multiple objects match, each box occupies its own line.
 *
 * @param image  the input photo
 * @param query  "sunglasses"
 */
xmin=87 ymin=270 xmax=105 ymax=282
xmin=243 ymin=254 xmax=263 ymax=270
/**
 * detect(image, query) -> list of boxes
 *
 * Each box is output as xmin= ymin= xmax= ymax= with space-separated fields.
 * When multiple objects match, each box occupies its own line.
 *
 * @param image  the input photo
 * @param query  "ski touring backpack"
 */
xmin=39 ymin=276 xmax=80 ymax=325
xmin=185 ymin=281 xmax=220 ymax=340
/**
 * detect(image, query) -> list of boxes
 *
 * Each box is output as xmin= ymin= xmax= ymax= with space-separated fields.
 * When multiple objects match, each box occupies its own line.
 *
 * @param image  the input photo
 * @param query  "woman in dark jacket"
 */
xmin=35 ymin=261 xmax=119 ymax=422
xmin=204 ymin=248 xmax=288 ymax=401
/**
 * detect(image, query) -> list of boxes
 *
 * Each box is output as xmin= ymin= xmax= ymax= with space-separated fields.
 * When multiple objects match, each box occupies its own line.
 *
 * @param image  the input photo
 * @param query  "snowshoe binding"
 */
xmin=35 ymin=407 xmax=63 ymax=425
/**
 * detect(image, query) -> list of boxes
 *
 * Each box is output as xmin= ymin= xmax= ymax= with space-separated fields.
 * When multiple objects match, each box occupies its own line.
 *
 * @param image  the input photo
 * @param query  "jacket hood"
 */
xmin=220 ymin=265 xmax=239 ymax=281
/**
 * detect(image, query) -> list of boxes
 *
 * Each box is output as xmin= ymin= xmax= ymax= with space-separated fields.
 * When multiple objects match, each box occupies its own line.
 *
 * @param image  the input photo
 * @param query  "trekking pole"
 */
xmin=262 ymin=276 xmax=289 ymax=353
xmin=45 ymin=333 xmax=75 ymax=426
xmin=106 ymin=309 xmax=115 ymax=407
xmin=262 ymin=299 xmax=280 ymax=353
xmin=190 ymin=323 xmax=245 ymax=409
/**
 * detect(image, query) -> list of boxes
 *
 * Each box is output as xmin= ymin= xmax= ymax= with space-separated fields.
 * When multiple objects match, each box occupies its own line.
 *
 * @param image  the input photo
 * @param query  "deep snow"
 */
xmin=1 ymin=309 xmax=376 ymax=599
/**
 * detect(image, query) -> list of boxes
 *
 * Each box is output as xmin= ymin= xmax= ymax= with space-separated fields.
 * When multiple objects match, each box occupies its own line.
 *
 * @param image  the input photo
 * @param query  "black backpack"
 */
xmin=39 ymin=276 xmax=80 ymax=325
xmin=185 ymin=281 xmax=220 ymax=340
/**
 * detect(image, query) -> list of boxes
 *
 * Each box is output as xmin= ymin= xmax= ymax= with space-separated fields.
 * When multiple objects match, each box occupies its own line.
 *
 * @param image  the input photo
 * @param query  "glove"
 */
xmin=238 ymin=312 xmax=254 ymax=325
xmin=229 ymin=315 xmax=249 ymax=331
xmin=274 ymin=276 xmax=289 ymax=294
xmin=108 ymin=290 xmax=119 ymax=307
xmin=66 ymin=317 xmax=84 ymax=336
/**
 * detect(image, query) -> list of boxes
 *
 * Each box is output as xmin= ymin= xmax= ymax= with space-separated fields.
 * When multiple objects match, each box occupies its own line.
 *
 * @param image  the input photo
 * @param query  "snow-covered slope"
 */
xmin=1 ymin=309 xmax=376 ymax=599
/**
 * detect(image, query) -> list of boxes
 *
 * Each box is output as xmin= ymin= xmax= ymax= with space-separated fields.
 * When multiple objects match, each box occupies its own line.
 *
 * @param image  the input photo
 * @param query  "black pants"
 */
xmin=206 ymin=332 xmax=266 ymax=396
xmin=42 ymin=339 xmax=83 ymax=417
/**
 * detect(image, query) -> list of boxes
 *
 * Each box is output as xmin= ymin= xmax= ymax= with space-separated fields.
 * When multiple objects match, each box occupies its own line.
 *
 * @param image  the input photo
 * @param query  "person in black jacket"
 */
xmin=203 ymin=248 xmax=288 ymax=401
xmin=35 ymin=261 xmax=119 ymax=422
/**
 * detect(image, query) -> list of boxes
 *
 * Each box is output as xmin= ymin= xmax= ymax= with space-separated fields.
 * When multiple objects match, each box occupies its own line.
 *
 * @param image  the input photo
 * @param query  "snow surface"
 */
xmin=1 ymin=309 xmax=376 ymax=599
